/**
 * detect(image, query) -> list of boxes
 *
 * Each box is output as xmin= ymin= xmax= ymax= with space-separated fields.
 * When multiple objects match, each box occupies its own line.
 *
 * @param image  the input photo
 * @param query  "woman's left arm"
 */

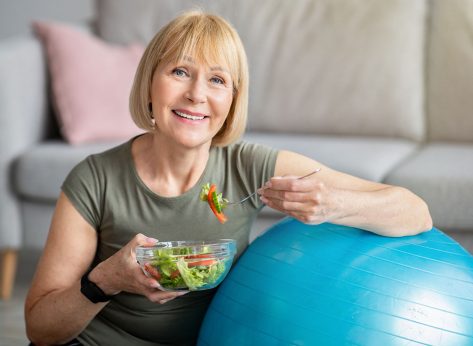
xmin=258 ymin=150 xmax=433 ymax=237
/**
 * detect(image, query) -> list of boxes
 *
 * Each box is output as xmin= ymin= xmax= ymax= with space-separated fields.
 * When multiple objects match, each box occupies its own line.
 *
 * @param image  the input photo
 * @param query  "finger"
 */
xmin=130 ymin=234 xmax=159 ymax=262
xmin=260 ymin=197 xmax=285 ymax=214
xmin=262 ymin=200 xmax=323 ymax=225
xmin=263 ymin=200 xmax=304 ymax=222
xmin=261 ymin=189 xmax=312 ymax=202
xmin=267 ymin=176 xmax=316 ymax=192
xmin=135 ymin=263 xmax=161 ymax=288
xmin=132 ymin=233 xmax=159 ymax=248
xmin=140 ymin=274 xmax=162 ymax=289
xmin=149 ymin=290 xmax=188 ymax=303
xmin=291 ymin=212 xmax=324 ymax=225
xmin=271 ymin=175 xmax=300 ymax=180
xmin=260 ymin=196 xmax=308 ymax=213
xmin=158 ymin=294 xmax=188 ymax=304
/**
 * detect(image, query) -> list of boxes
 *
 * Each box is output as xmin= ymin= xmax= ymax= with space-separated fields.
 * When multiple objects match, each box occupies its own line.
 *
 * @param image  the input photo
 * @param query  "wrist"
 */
xmin=88 ymin=264 xmax=120 ymax=296
xmin=80 ymin=266 xmax=118 ymax=304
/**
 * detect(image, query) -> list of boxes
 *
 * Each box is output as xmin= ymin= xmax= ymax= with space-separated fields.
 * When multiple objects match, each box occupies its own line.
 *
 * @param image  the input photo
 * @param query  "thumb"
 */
xmin=272 ymin=175 xmax=299 ymax=180
xmin=266 ymin=175 xmax=299 ymax=188
xmin=133 ymin=233 xmax=159 ymax=247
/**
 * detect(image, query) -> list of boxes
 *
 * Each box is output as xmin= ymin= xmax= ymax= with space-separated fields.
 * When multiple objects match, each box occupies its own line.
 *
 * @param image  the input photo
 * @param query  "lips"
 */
xmin=173 ymin=109 xmax=208 ymax=121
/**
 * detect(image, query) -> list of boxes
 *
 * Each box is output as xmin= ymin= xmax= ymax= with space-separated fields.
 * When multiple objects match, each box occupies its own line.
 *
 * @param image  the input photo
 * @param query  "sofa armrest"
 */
xmin=0 ymin=36 xmax=49 ymax=248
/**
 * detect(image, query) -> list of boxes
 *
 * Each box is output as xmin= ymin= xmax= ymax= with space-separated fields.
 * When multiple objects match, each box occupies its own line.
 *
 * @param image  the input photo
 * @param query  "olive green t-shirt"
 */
xmin=61 ymin=137 xmax=278 ymax=346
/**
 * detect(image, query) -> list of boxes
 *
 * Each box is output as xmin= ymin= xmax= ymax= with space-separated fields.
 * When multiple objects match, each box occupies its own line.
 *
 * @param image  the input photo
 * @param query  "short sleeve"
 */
xmin=61 ymin=156 xmax=103 ymax=230
xmin=232 ymin=142 xmax=278 ymax=209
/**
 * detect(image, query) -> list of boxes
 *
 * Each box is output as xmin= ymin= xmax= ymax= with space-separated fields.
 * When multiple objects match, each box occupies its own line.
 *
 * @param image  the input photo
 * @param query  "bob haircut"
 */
xmin=129 ymin=10 xmax=249 ymax=147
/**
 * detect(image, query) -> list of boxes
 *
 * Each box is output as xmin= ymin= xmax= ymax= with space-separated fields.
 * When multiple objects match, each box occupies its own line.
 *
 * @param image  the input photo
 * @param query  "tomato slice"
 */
xmin=207 ymin=184 xmax=228 ymax=224
xmin=187 ymin=259 xmax=217 ymax=267
xmin=170 ymin=269 xmax=180 ymax=279
xmin=144 ymin=263 xmax=161 ymax=280
xmin=185 ymin=254 xmax=217 ymax=267
xmin=185 ymin=254 xmax=214 ymax=259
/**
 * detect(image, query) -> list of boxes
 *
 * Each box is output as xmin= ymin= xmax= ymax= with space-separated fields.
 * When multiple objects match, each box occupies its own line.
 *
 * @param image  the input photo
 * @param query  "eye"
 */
xmin=210 ymin=76 xmax=225 ymax=85
xmin=172 ymin=68 xmax=188 ymax=77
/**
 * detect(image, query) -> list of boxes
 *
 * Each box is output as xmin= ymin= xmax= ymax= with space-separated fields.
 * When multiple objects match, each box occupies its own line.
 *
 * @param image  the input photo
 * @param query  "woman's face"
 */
xmin=149 ymin=56 xmax=234 ymax=149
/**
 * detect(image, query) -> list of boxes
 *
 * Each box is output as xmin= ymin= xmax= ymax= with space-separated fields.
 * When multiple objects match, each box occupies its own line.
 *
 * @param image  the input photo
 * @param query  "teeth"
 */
xmin=174 ymin=110 xmax=205 ymax=120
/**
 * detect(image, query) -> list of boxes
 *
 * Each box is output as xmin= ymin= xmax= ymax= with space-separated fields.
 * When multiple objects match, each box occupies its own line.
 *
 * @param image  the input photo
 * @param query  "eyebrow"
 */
xmin=210 ymin=66 xmax=228 ymax=73
xmin=181 ymin=55 xmax=230 ymax=74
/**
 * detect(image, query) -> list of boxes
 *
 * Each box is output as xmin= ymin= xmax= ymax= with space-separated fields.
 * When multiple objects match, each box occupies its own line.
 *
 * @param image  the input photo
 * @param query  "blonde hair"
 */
xmin=129 ymin=10 xmax=249 ymax=147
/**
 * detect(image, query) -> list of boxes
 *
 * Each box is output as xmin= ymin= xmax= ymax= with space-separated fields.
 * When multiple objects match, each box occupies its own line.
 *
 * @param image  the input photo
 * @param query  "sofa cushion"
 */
xmin=0 ymin=38 xmax=47 ymax=248
xmin=427 ymin=0 xmax=473 ymax=142
xmin=243 ymin=132 xmax=418 ymax=182
xmin=384 ymin=143 xmax=473 ymax=232
xmin=33 ymin=21 xmax=144 ymax=144
xmin=96 ymin=0 xmax=426 ymax=141
xmin=13 ymin=141 xmax=121 ymax=201
xmin=21 ymin=201 xmax=57 ymax=249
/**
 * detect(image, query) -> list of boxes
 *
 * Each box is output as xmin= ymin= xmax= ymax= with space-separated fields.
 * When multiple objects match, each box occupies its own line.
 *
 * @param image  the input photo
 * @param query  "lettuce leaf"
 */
xmin=177 ymin=258 xmax=226 ymax=290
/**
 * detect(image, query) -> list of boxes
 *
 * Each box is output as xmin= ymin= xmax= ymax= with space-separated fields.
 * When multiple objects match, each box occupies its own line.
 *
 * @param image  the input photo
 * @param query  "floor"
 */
xmin=1 ymin=232 xmax=472 ymax=346
xmin=0 ymin=249 xmax=39 ymax=346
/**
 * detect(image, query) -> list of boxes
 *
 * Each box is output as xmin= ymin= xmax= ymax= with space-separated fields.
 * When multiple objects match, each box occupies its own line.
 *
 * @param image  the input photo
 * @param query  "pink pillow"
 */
xmin=33 ymin=21 xmax=144 ymax=144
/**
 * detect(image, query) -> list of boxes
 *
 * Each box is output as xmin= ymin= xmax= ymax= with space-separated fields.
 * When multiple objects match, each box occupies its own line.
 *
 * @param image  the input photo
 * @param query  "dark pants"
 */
xmin=29 ymin=339 xmax=82 ymax=346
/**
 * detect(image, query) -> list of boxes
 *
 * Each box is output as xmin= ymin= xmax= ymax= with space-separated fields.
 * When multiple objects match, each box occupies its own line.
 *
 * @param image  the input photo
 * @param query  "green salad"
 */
xmin=146 ymin=247 xmax=227 ymax=291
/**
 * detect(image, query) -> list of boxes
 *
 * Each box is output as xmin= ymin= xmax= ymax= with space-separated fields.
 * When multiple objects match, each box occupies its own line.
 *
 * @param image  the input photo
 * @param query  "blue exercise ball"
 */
xmin=198 ymin=218 xmax=473 ymax=345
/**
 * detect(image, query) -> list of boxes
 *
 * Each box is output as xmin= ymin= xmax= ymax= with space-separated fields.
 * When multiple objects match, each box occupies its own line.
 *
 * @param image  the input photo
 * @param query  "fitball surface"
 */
xmin=198 ymin=218 xmax=473 ymax=345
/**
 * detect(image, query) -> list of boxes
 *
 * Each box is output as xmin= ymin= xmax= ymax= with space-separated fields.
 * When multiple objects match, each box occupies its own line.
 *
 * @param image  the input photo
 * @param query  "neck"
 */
xmin=132 ymin=133 xmax=211 ymax=197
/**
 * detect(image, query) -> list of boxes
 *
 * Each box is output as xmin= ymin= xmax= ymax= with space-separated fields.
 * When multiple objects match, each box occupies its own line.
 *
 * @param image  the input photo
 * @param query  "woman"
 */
xmin=25 ymin=11 xmax=432 ymax=346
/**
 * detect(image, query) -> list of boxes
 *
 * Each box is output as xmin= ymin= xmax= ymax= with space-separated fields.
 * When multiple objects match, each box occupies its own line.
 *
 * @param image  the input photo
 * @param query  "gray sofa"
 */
xmin=1 ymin=0 xmax=473 ymax=300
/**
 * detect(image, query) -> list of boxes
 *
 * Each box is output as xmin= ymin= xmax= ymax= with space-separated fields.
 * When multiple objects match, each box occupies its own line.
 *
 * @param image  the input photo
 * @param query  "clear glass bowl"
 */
xmin=135 ymin=239 xmax=236 ymax=291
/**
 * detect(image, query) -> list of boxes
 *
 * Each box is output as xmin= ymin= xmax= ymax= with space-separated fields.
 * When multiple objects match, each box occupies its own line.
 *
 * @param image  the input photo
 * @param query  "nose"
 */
xmin=185 ymin=79 xmax=207 ymax=104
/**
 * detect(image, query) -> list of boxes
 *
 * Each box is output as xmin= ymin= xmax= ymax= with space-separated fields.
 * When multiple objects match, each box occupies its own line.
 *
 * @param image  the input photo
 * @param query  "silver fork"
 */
xmin=227 ymin=168 xmax=321 ymax=206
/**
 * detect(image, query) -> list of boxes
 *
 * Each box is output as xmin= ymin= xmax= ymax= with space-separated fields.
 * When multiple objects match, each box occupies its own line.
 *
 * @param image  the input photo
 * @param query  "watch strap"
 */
xmin=80 ymin=268 xmax=113 ymax=303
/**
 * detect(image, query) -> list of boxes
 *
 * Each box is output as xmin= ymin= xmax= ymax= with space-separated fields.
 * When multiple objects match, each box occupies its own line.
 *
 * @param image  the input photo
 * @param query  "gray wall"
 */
xmin=0 ymin=0 xmax=95 ymax=39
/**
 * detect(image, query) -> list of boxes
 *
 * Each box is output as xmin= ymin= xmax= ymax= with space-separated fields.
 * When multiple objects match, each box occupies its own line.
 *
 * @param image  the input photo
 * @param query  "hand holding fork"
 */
xmin=227 ymin=168 xmax=321 ymax=206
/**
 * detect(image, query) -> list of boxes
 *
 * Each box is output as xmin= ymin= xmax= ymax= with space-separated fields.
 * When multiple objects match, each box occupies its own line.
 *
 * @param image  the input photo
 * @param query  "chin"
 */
xmin=177 ymin=137 xmax=212 ymax=150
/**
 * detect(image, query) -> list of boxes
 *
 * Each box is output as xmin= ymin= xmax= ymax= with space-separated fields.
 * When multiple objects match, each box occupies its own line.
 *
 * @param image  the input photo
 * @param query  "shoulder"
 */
xmin=80 ymin=139 xmax=131 ymax=171
xmin=215 ymin=140 xmax=278 ymax=160
xmin=66 ymin=139 xmax=132 ymax=184
xmin=211 ymin=140 xmax=278 ymax=179
xmin=88 ymin=139 xmax=131 ymax=166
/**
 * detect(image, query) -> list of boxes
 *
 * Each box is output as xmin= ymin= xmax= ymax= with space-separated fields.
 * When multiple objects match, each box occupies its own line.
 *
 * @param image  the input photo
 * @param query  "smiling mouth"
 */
xmin=173 ymin=110 xmax=207 ymax=121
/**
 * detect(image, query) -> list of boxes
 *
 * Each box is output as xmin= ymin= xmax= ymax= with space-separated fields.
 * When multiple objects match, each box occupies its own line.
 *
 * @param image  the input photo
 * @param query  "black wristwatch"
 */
xmin=80 ymin=268 xmax=114 ymax=303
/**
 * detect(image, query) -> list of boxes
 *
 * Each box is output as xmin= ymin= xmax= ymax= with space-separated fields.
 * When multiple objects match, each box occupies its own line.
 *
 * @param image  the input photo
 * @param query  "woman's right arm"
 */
xmin=25 ymin=192 xmax=104 ymax=344
xmin=25 ymin=192 xmax=186 ymax=345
